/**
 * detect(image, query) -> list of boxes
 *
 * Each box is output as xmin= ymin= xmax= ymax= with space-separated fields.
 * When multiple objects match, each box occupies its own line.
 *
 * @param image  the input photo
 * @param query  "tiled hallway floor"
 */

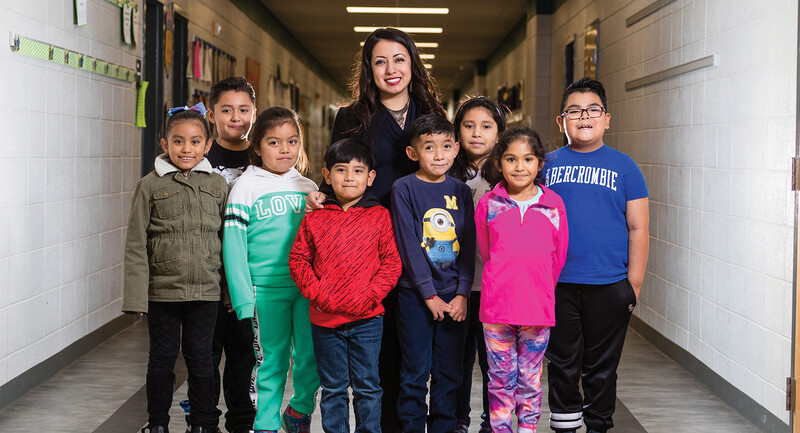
xmin=0 ymin=318 xmax=760 ymax=432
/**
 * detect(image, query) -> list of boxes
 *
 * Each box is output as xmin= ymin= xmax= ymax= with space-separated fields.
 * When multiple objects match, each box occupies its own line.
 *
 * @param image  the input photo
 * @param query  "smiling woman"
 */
xmin=317 ymin=27 xmax=445 ymax=208
xmin=303 ymin=26 xmax=446 ymax=433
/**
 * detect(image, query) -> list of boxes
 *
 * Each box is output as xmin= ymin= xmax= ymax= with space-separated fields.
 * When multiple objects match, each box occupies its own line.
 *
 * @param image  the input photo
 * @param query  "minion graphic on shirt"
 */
xmin=421 ymin=208 xmax=459 ymax=269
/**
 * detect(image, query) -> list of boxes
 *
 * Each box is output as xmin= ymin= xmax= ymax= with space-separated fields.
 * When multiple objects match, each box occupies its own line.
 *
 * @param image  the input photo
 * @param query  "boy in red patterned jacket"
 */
xmin=289 ymin=138 xmax=403 ymax=433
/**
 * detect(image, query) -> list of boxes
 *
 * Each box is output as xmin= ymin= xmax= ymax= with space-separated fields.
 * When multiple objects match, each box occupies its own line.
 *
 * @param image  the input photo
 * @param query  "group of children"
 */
xmin=123 ymin=76 xmax=647 ymax=433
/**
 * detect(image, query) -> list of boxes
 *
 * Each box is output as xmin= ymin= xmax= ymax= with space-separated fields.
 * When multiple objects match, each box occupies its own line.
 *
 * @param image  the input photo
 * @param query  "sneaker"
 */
xmin=455 ymin=419 xmax=468 ymax=433
xmin=179 ymin=400 xmax=191 ymax=427
xmin=281 ymin=405 xmax=311 ymax=433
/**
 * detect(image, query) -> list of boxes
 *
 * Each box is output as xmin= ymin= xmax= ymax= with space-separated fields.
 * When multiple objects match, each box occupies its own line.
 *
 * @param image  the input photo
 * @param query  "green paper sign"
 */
xmin=136 ymin=81 xmax=148 ymax=127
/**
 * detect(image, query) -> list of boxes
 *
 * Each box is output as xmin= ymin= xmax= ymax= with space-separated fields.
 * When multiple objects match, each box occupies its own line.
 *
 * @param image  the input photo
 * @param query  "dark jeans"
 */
xmin=396 ymin=288 xmax=467 ymax=433
xmin=455 ymin=291 xmax=490 ymax=428
xmin=545 ymin=279 xmax=636 ymax=432
xmin=146 ymin=301 xmax=219 ymax=428
xmin=211 ymin=301 xmax=256 ymax=433
xmin=312 ymin=316 xmax=383 ymax=433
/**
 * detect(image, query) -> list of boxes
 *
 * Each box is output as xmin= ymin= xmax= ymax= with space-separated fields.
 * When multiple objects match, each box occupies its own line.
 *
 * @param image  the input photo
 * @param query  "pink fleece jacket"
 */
xmin=475 ymin=182 xmax=569 ymax=327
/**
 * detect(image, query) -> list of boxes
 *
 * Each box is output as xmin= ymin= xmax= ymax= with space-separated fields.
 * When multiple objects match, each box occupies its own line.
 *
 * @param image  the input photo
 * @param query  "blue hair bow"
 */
xmin=168 ymin=102 xmax=208 ymax=118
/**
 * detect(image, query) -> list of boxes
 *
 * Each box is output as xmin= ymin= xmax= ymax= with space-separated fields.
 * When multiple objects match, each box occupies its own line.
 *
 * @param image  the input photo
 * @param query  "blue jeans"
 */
xmin=396 ymin=288 xmax=467 ymax=433
xmin=311 ymin=316 xmax=383 ymax=433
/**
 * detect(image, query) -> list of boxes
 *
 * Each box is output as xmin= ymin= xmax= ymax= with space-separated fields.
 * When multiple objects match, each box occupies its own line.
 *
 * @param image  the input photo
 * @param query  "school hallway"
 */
xmin=0 ymin=317 xmax=758 ymax=433
xmin=2 ymin=0 xmax=799 ymax=432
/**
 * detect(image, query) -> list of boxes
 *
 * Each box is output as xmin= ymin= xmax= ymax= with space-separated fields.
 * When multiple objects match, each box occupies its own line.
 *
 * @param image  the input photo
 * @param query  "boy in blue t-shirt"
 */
xmin=544 ymin=78 xmax=649 ymax=433
xmin=391 ymin=114 xmax=476 ymax=433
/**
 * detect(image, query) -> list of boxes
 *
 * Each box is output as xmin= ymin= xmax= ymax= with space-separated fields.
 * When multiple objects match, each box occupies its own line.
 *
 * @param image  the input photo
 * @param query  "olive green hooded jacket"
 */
xmin=122 ymin=154 xmax=228 ymax=313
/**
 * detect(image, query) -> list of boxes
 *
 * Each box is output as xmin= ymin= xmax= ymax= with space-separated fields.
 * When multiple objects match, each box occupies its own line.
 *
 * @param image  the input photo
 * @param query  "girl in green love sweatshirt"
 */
xmin=222 ymin=107 xmax=319 ymax=433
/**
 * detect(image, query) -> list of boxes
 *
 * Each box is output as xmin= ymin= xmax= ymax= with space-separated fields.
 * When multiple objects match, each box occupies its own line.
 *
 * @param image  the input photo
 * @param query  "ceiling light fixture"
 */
xmin=419 ymin=54 xmax=435 ymax=60
xmin=359 ymin=41 xmax=439 ymax=48
xmin=354 ymin=26 xmax=443 ymax=34
xmin=346 ymin=7 xmax=449 ymax=14
xmin=424 ymin=64 xmax=433 ymax=69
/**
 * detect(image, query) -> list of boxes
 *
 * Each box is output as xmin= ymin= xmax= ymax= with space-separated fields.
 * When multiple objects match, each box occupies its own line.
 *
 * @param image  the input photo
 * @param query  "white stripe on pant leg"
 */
xmin=250 ymin=286 xmax=262 ymax=412
xmin=550 ymin=411 xmax=583 ymax=429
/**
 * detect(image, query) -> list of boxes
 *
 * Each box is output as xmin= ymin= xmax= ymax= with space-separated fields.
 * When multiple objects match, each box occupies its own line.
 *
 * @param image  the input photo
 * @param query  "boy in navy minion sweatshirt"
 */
xmin=391 ymin=114 xmax=476 ymax=433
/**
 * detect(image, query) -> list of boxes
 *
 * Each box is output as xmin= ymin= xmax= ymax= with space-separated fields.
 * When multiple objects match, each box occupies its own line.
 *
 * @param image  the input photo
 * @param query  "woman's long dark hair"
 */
xmin=343 ymin=27 xmax=444 ymax=136
xmin=449 ymin=96 xmax=509 ymax=182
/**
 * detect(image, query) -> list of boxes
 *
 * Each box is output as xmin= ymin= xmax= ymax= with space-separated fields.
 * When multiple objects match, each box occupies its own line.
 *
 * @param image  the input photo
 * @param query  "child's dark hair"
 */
xmin=408 ymin=114 xmax=455 ymax=148
xmin=162 ymin=109 xmax=210 ymax=141
xmin=449 ymin=96 xmax=509 ymax=181
xmin=249 ymin=107 xmax=310 ymax=175
xmin=560 ymin=77 xmax=607 ymax=112
xmin=483 ymin=127 xmax=548 ymax=188
xmin=325 ymin=138 xmax=374 ymax=171
xmin=209 ymin=77 xmax=256 ymax=109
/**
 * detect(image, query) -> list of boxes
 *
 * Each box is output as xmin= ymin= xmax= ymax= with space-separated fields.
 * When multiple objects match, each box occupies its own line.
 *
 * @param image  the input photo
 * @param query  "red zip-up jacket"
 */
xmin=289 ymin=193 xmax=402 ymax=328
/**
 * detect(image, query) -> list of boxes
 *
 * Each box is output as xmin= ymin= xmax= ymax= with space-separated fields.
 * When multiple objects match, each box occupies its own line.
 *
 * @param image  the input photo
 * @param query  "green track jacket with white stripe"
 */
xmin=222 ymin=165 xmax=318 ymax=320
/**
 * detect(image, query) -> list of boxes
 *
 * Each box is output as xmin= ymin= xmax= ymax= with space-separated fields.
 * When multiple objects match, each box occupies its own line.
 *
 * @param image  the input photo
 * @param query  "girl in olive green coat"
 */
xmin=122 ymin=104 xmax=228 ymax=433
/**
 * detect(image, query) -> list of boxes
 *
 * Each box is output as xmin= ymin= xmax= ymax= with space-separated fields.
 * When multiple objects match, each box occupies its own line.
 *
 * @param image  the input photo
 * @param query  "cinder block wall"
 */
xmin=0 ymin=0 xmax=343 ymax=390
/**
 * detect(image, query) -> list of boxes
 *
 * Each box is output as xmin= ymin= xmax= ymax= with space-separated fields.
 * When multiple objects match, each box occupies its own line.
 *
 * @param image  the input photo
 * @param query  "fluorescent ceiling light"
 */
xmin=347 ymin=7 xmax=449 ymax=14
xmin=359 ymin=41 xmax=439 ymax=48
xmin=354 ymin=26 xmax=443 ymax=34
xmin=419 ymin=54 xmax=435 ymax=60
xmin=424 ymin=64 xmax=433 ymax=69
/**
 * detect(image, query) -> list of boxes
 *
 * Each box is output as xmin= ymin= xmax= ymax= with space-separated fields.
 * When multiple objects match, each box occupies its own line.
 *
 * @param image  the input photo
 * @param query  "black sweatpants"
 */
xmin=545 ymin=279 xmax=636 ymax=432
xmin=146 ymin=300 xmax=219 ymax=428
xmin=211 ymin=301 xmax=256 ymax=433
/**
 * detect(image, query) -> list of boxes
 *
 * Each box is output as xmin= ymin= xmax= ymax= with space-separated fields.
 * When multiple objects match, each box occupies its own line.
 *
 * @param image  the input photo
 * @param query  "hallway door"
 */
xmin=794 ymin=174 xmax=799 ymax=431
xmin=793 ymin=10 xmax=800 ymax=425
xmin=794 ymin=207 xmax=799 ymax=431
xmin=141 ymin=0 xmax=164 ymax=176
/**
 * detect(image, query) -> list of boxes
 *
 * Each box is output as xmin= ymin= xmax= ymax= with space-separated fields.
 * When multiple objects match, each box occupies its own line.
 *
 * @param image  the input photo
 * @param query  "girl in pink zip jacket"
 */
xmin=474 ymin=127 xmax=569 ymax=433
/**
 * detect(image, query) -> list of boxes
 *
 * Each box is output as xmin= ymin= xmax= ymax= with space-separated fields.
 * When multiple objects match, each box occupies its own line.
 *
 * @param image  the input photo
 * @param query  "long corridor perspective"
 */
xmin=0 ymin=319 xmax=759 ymax=433
xmin=1 ymin=0 xmax=799 ymax=432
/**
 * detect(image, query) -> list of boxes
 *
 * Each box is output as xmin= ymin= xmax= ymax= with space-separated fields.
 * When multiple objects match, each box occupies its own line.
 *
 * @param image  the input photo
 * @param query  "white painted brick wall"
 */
xmin=0 ymin=0 xmax=343 ymax=389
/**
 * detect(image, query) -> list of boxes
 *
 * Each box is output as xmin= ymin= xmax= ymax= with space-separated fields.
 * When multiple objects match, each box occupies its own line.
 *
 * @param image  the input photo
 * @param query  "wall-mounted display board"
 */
xmin=9 ymin=32 xmax=138 ymax=82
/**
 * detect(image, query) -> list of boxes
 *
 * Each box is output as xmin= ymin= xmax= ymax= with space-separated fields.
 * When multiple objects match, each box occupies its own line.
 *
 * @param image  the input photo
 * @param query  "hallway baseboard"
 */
xmin=629 ymin=315 xmax=789 ymax=433
xmin=0 ymin=314 xmax=140 ymax=411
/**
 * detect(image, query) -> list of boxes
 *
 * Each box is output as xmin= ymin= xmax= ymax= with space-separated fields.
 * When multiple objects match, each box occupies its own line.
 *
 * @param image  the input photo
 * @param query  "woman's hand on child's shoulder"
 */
xmin=305 ymin=191 xmax=327 ymax=212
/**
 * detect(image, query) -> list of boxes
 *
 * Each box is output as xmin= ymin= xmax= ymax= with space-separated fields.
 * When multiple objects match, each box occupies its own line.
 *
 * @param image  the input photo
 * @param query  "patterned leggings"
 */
xmin=483 ymin=323 xmax=550 ymax=433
